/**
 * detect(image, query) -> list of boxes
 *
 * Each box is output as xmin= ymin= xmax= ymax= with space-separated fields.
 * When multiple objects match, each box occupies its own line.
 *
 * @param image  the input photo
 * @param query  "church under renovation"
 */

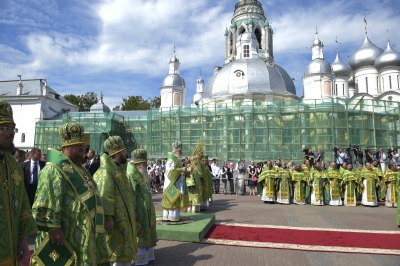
xmin=30 ymin=0 xmax=400 ymax=161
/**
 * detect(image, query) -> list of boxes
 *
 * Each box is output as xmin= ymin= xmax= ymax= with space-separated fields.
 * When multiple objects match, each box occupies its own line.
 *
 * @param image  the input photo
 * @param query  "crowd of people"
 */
xmin=1 ymin=95 xmax=400 ymax=266
xmin=0 ymin=99 xmax=158 ymax=266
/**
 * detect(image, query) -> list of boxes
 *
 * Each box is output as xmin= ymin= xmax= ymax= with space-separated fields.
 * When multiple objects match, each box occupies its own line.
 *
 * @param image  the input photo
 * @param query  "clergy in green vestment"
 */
xmin=197 ymin=153 xmax=213 ymax=209
xmin=302 ymin=161 xmax=312 ymax=203
xmin=291 ymin=164 xmax=307 ymax=205
xmin=186 ymin=162 xmax=203 ymax=213
xmin=326 ymin=162 xmax=342 ymax=206
xmin=359 ymin=163 xmax=380 ymax=207
xmin=276 ymin=162 xmax=292 ymax=204
xmin=309 ymin=162 xmax=326 ymax=206
xmin=372 ymin=160 xmax=384 ymax=201
xmin=93 ymin=136 xmax=138 ymax=265
xmin=342 ymin=164 xmax=359 ymax=206
xmin=258 ymin=160 xmax=278 ymax=203
xmin=381 ymin=162 xmax=398 ymax=208
xmin=32 ymin=122 xmax=108 ymax=266
xmin=127 ymin=149 xmax=158 ymax=266
xmin=0 ymin=100 xmax=37 ymax=266
xmin=162 ymin=141 xmax=189 ymax=221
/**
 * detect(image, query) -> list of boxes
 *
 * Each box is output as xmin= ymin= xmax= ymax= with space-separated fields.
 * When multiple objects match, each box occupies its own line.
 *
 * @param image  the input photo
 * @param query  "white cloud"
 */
xmin=0 ymin=0 xmax=399 ymax=106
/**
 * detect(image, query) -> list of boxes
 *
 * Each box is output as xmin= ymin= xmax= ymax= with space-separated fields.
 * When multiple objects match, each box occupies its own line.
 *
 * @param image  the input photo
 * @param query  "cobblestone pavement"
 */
xmin=151 ymin=191 xmax=400 ymax=266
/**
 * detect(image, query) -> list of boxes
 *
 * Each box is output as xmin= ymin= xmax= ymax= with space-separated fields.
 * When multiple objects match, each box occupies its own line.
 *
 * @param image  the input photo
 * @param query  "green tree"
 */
xmin=113 ymin=96 xmax=161 ymax=111
xmin=149 ymin=96 xmax=161 ymax=108
xmin=64 ymin=92 xmax=99 ymax=112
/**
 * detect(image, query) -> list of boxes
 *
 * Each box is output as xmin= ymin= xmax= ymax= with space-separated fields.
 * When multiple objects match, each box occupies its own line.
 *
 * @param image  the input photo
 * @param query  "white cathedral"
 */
xmin=159 ymin=0 xmax=400 ymax=107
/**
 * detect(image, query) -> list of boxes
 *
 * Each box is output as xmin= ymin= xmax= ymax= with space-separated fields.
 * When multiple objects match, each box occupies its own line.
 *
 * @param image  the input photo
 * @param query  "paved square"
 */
xmin=152 ymin=192 xmax=400 ymax=266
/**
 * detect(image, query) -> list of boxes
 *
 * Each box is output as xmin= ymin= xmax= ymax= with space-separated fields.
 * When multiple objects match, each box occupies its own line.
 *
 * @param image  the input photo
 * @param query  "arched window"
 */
xmin=398 ymin=75 xmax=400 ymax=89
xmin=229 ymin=33 xmax=233 ymax=55
xmin=255 ymin=28 xmax=262 ymax=49
xmin=21 ymin=133 xmax=25 ymax=143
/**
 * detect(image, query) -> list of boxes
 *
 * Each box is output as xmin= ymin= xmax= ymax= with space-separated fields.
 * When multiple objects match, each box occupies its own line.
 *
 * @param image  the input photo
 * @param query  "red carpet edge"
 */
xmin=201 ymin=223 xmax=400 ymax=255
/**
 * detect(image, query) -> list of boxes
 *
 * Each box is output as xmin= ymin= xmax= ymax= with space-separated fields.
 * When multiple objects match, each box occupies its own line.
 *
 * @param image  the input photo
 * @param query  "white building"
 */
xmin=0 ymin=78 xmax=78 ymax=150
xmin=192 ymin=0 xmax=298 ymax=106
xmin=303 ymin=28 xmax=400 ymax=101
xmin=159 ymin=49 xmax=188 ymax=108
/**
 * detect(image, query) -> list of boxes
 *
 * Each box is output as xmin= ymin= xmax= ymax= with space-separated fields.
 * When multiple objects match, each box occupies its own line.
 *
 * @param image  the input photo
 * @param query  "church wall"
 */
xmin=379 ymin=66 xmax=400 ymax=91
xmin=333 ymin=77 xmax=349 ymax=98
xmin=353 ymin=66 xmax=380 ymax=95
xmin=10 ymin=100 xmax=41 ymax=150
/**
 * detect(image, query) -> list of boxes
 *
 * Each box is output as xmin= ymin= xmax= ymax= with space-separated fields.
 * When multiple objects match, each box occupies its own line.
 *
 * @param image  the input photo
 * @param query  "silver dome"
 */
xmin=374 ymin=42 xmax=400 ymax=70
xmin=162 ymin=74 xmax=186 ymax=87
xmin=197 ymin=75 xmax=204 ymax=83
xmin=331 ymin=54 xmax=352 ymax=76
xmin=304 ymin=58 xmax=332 ymax=76
xmin=202 ymin=58 xmax=297 ymax=99
xmin=312 ymin=37 xmax=323 ymax=46
xmin=348 ymin=37 xmax=383 ymax=69
xmin=90 ymin=100 xmax=110 ymax=113
xmin=170 ymin=54 xmax=179 ymax=63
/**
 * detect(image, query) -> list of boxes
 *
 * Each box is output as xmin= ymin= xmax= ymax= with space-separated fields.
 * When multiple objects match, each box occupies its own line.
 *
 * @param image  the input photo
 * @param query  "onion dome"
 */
xmin=170 ymin=53 xmax=179 ymax=63
xmin=331 ymin=54 xmax=352 ymax=76
xmin=304 ymin=58 xmax=332 ymax=76
xmin=374 ymin=42 xmax=400 ymax=70
xmin=348 ymin=37 xmax=383 ymax=69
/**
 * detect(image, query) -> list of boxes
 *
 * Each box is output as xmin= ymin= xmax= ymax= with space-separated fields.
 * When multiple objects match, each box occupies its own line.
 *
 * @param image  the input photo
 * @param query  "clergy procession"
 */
xmin=0 ymin=98 xmax=217 ymax=265
xmin=1 ymin=97 xmax=400 ymax=265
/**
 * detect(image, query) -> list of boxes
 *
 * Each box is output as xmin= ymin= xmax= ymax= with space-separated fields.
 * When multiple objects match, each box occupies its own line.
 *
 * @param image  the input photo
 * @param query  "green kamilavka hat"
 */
xmin=104 ymin=135 xmax=126 ymax=156
xmin=58 ymin=122 xmax=85 ymax=147
xmin=0 ymin=100 xmax=15 ymax=125
xmin=131 ymin=149 xmax=147 ymax=164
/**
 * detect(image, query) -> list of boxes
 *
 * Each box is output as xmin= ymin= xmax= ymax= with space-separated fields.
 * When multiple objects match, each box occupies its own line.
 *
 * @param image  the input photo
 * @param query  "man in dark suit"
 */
xmin=20 ymin=148 xmax=45 ymax=207
xmin=85 ymin=149 xmax=100 ymax=176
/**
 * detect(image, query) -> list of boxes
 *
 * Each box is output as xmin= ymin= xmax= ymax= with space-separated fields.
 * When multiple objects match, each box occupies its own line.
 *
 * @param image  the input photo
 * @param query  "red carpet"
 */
xmin=202 ymin=224 xmax=400 ymax=255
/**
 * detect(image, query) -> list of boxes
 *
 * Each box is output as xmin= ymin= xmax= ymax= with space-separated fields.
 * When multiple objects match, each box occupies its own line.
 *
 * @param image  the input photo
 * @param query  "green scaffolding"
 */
xmin=35 ymin=98 xmax=400 ymax=162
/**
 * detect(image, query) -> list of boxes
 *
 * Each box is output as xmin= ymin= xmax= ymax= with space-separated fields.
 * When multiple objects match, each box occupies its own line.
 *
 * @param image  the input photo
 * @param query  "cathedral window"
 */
xmin=255 ymin=28 xmax=262 ymax=49
xmin=243 ymin=45 xmax=250 ymax=58
xmin=398 ymin=75 xmax=400 ymax=89
xmin=365 ymin=77 xmax=368 ymax=93
xmin=230 ymin=34 xmax=233 ymax=55
xmin=389 ymin=76 xmax=392 ymax=89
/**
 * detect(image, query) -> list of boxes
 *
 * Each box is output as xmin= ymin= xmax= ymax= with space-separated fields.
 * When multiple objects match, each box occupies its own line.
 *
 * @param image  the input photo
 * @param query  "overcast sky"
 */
xmin=0 ymin=0 xmax=399 ymax=109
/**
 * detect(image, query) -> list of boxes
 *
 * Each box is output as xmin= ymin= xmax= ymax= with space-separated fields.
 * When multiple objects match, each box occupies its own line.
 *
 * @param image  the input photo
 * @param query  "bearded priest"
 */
xmin=162 ymin=141 xmax=189 ymax=221
xmin=93 ymin=136 xmax=138 ymax=265
xmin=127 ymin=149 xmax=158 ymax=265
